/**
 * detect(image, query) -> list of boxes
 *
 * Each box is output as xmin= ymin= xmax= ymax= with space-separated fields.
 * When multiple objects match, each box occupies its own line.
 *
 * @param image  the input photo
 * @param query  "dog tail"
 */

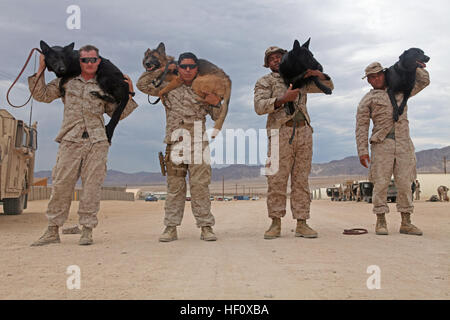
xmin=213 ymin=76 xmax=231 ymax=135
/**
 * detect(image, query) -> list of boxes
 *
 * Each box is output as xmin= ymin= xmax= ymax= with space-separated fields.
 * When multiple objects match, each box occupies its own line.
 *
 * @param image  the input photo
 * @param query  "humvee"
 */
xmin=327 ymin=187 xmax=340 ymax=201
xmin=0 ymin=109 xmax=37 ymax=215
xmin=387 ymin=179 xmax=397 ymax=203
xmin=359 ymin=181 xmax=374 ymax=203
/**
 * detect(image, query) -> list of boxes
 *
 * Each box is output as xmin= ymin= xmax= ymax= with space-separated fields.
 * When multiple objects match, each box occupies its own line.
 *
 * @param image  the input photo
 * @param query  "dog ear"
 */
xmin=64 ymin=42 xmax=75 ymax=52
xmin=293 ymin=40 xmax=301 ymax=51
xmin=40 ymin=40 xmax=51 ymax=54
xmin=302 ymin=38 xmax=311 ymax=49
xmin=156 ymin=42 xmax=166 ymax=56
xmin=145 ymin=48 xmax=151 ymax=56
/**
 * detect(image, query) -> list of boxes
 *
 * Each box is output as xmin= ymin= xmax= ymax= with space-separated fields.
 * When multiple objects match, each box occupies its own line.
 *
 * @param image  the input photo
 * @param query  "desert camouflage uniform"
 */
xmin=415 ymin=180 xmax=421 ymax=200
xmin=254 ymin=72 xmax=334 ymax=219
xmin=137 ymin=70 xmax=220 ymax=227
xmin=28 ymin=73 xmax=138 ymax=228
xmin=355 ymin=68 xmax=430 ymax=215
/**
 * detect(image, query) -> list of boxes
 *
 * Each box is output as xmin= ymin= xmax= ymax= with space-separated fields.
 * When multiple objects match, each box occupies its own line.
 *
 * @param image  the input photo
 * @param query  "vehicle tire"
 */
xmin=23 ymin=194 xmax=28 ymax=210
xmin=3 ymin=195 xmax=25 ymax=215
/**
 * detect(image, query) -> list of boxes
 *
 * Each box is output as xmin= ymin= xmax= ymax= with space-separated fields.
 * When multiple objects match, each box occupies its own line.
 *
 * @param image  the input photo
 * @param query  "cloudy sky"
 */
xmin=0 ymin=0 xmax=449 ymax=172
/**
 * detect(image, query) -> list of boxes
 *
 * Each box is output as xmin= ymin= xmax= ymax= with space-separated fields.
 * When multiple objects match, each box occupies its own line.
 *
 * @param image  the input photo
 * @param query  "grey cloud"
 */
xmin=1 ymin=0 xmax=449 ymax=171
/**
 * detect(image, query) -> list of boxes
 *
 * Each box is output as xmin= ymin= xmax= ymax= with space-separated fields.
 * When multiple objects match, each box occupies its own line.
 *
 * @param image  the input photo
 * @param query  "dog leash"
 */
xmin=7 ymin=47 xmax=43 ymax=108
xmin=343 ymin=228 xmax=368 ymax=235
xmin=147 ymin=61 xmax=178 ymax=105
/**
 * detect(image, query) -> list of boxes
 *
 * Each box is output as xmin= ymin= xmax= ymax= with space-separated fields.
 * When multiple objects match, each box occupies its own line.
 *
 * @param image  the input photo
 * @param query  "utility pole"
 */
xmin=235 ymin=183 xmax=237 ymax=195
xmin=222 ymin=176 xmax=225 ymax=199
xmin=444 ymin=156 xmax=447 ymax=174
xmin=243 ymin=185 xmax=245 ymax=196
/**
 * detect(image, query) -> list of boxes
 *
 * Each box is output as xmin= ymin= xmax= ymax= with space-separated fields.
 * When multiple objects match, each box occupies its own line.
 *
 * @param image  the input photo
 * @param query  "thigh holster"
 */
xmin=165 ymin=145 xmax=188 ymax=177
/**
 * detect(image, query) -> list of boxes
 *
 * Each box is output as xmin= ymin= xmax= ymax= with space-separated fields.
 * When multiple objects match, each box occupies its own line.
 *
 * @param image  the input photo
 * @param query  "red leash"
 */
xmin=6 ymin=47 xmax=43 ymax=108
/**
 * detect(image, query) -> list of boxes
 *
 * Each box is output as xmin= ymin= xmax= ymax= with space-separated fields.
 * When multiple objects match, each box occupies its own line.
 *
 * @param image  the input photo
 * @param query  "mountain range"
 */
xmin=34 ymin=145 xmax=450 ymax=185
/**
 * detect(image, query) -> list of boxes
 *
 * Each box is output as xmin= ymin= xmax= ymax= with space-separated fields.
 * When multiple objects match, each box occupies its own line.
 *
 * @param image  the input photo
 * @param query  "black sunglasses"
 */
xmin=80 ymin=57 xmax=99 ymax=64
xmin=178 ymin=64 xmax=197 ymax=70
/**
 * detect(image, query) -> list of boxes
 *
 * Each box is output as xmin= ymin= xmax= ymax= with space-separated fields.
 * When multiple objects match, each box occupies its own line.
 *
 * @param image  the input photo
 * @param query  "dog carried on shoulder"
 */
xmin=142 ymin=42 xmax=231 ymax=134
xmin=384 ymin=48 xmax=430 ymax=121
xmin=39 ymin=40 xmax=131 ymax=143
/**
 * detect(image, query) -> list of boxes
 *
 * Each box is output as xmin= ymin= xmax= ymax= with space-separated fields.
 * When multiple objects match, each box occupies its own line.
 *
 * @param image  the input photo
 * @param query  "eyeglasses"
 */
xmin=178 ymin=64 xmax=197 ymax=70
xmin=80 ymin=57 xmax=99 ymax=64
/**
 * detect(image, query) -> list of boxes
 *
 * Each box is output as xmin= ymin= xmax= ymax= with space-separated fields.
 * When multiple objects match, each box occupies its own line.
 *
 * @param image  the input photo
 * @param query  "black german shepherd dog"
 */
xmin=39 ymin=40 xmax=130 ymax=143
xmin=385 ymin=48 xmax=429 ymax=121
xmin=279 ymin=38 xmax=332 ymax=115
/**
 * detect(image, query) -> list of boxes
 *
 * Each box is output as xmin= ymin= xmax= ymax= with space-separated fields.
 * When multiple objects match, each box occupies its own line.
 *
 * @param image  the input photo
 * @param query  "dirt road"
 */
xmin=0 ymin=199 xmax=448 ymax=299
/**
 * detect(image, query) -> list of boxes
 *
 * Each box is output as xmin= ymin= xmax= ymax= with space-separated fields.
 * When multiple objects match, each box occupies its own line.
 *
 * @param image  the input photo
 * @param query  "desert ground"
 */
xmin=0 ymin=197 xmax=448 ymax=300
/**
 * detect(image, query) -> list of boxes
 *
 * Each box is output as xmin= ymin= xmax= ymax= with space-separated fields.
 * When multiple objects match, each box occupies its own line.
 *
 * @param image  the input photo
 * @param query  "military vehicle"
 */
xmin=359 ymin=181 xmax=374 ymax=203
xmin=327 ymin=187 xmax=341 ymax=201
xmin=387 ymin=179 xmax=397 ymax=203
xmin=0 ymin=109 xmax=37 ymax=215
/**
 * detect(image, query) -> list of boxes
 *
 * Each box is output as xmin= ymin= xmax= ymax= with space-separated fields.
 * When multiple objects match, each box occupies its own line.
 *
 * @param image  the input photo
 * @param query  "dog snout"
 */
xmin=58 ymin=66 xmax=66 ymax=74
xmin=423 ymin=55 xmax=430 ymax=62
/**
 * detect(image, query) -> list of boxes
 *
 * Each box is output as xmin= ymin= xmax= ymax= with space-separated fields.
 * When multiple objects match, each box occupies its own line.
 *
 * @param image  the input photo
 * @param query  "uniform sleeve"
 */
xmin=355 ymin=93 xmax=372 ymax=157
xmin=136 ymin=69 xmax=167 ymax=96
xmin=410 ymin=68 xmax=430 ymax=97
xmin=254 ymin=77 xmax=277 ymax=115
xmin=105 ymin=98 xmax=138 ymax=120
xmin=28 ymin=73 xmax=61 ymax=103
xmin=305 ymin=73 xmax=334 ymax=93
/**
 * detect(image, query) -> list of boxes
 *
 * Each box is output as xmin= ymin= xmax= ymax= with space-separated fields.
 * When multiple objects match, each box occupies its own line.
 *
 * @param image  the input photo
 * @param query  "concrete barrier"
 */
xmin=28 ymin=186 xmax=135 ymax=201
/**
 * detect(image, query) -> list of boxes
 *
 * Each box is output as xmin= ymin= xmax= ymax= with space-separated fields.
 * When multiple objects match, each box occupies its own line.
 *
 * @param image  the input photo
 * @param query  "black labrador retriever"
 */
xmin=39 ymin=40 xmax=130 ymax=143
xmin=384 ymin=48 xmax=430 ymax=121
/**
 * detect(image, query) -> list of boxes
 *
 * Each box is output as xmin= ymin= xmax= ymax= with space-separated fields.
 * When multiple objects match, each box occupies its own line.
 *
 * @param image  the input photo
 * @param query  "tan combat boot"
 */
xmin=200 ymin=226 xmax=217 ymax=241
xmin=79 ymin=226 xmax=93 ymax=245
xmin=31 ymin=226 xmax=60 ymax=246
xmin=375 ymin=213 xmax=388 ymax=235
xmin=400 ymin=213 xmax=423 ymax=236
xmin=159 ymin=226 xmax=177 ymax=242
xmin=295 ymin=219 xmax=318 ymax=238
xmin=264 ymin=218 xmax=281 ymax=239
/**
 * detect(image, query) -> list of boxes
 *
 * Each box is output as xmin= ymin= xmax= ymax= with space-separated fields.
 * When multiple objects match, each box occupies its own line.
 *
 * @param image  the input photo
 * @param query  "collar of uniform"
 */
xmin=74 ymin=74 xmax=98 ymax=84
xmin=270 ymin=72 xmax=281 ymax=78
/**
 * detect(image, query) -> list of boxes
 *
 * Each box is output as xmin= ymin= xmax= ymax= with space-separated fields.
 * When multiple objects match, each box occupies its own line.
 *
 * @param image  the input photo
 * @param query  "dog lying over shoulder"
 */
xmin=279 ymin=38 xmax=332 ymax=115
xmin=142 ymin=42 xmax=231 ymax=134
xmin=385 ymin=48 xmax=430 ymax=121
xmin=39 ymin=40 xmax=130 ymax=143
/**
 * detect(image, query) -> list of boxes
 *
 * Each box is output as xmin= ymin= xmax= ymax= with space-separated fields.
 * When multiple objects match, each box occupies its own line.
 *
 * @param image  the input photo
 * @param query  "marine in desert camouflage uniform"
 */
xmin=415 ymin=179 xmax=421 ymax=200
xmin=137 ymin=52 xmax=223 ymax=242
xmin=254 ymin=46 xmax=334 ymax=239
xmin=356 ymin=62 xmax=430 ymax=236
xmin=29 ymin=45 xmax=138 ymax=246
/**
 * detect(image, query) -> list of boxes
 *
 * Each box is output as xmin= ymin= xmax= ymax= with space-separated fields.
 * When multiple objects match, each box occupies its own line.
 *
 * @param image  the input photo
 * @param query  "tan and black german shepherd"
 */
xmin=143 ymin=42 xmax=231 ymax=134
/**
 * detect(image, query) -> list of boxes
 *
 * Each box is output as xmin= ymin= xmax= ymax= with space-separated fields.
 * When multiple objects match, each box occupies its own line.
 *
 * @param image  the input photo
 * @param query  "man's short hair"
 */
xmin=79 ymin=45 xmax=99 ymax=56
xmin=178 ymin=52 xmax=198 ymax=65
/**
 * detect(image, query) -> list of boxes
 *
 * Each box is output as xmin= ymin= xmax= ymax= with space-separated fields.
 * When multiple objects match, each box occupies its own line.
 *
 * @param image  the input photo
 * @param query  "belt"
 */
xmin=82 ymin=131 xmax=89 ymax=139
xmin=285 ymin=120 xmax=306 ymax=127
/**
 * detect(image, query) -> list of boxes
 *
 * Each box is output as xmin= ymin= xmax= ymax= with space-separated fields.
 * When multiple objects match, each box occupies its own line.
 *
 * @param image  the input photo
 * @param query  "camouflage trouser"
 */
xmin=369 ymin=138 xmax=416 ymax=215
xmin=163 ymin=142 xmax=215 ymax=227
xmin=266 ymin=124 xmax=313 ymax=220
xmin=47 ymin=140 xmax=109 ymax=228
